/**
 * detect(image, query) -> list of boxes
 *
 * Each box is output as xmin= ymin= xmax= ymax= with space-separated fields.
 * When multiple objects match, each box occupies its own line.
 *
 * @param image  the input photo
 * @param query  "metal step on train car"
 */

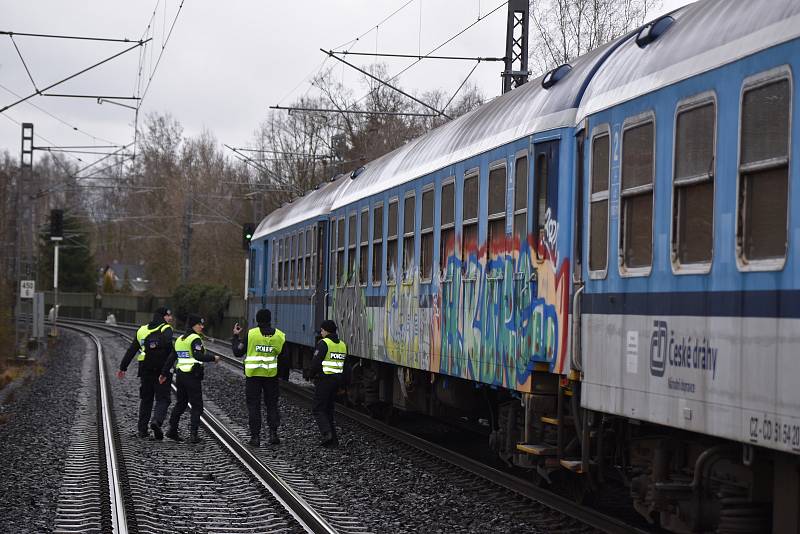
xmin=248 ymin=1 xmax=800 ymax=532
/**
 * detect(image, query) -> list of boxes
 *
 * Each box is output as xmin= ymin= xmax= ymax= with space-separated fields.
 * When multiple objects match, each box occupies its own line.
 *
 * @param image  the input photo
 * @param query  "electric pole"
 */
xmin=180 ymin=191 xmax=193 ymax=285
xmin=503 ymin=0 xmax=530 ymax=93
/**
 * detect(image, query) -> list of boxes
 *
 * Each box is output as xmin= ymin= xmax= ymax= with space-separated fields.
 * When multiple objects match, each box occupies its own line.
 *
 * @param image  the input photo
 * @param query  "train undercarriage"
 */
xmin=283 ymin=343 xmax=800 ymax=534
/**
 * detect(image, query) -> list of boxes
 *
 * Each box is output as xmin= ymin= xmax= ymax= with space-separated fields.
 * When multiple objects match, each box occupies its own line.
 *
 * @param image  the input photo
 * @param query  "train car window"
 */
xmin=738 ymin=73 xmax=791 ymax=264
xmin=299 ymin=230 xmax=306 ymax=288
xmin=535 ymin=155 xmax=549 ymax=230
xmin=673 ymin=98 xmax=715 ymax=269
xmin=329 ymin=219 xmax=337 ymax=287
xmin=291 ymin=234 xmax=298 ymax=289
xmin=283 ymin=236 xmax=290 ymax=289
xmin=337 ymin=217 xmax=345 ymax=287
xmin=372 ymin=203 xmax=383 ymax=286
xmin=347 ymin=213 xmax=356 ymax=286
xmin=590 ymin=131 xmax=610 ymax=275
xmin=440 ymin=180 xmax=455 ymax=279
xmin=270 ymin=239 xmax=275 ymax=290
xmin=462 ymin=171 xmax=479 ymax=277
xmin=513 ymin=155 xmax=528 ymax=261
xmin=277 ymin=237 xmax=283 ymax=289
xmin=403 ymin=193 xmax=416 ymax=282
xmin=487 ymin=164 xmax=507 ymax=272
xmin=311 ymin=226 xmax=318 ymax=286
xmin=620 ymin=119 xmax=654 ymax=271
xmin=359 ymin=209 xmax=369 ymax=286
xmin=420 ymin=188 xmax=434 ymax=282
xmin=305 ymin=228 xmax=312 ymax=288
xmin=387 ymin=199 xmax=399 ymax=285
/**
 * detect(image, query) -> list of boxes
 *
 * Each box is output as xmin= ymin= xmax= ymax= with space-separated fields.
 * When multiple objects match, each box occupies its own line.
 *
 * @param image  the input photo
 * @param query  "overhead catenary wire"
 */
xmin=321 ymin=48 xmax=451 ymax=119
xmin=0 ymin=30 xmax=144 ymax=43
xmin=0 ymin=38 xmax=151 ymax=113
xmin=0 ymin=82 xmax=121 ymax=146
xmin=9 ymin=35 xmax=39 ymax=92
xmin=269 ymin=105 xmax=438 ymax=118
xmin=333 ymin=50 xmax=504 ymax=62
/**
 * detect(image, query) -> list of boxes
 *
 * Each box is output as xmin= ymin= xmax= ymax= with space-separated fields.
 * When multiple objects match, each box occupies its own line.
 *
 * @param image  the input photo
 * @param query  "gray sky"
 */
xmin=0 ymin=0 xmax=690 ymax=172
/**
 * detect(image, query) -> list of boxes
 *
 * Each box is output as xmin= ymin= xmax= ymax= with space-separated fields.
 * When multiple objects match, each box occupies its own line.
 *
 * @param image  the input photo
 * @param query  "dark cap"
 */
xmin=320 ymin=319 xmax=337 ymax=334
xmin=186 ymin=314 xmax=205 ymax=329
xmin=153 ymin=306 xmax=172 ymax=321
xmin=256 ymin=308 xmax=271 ymax=325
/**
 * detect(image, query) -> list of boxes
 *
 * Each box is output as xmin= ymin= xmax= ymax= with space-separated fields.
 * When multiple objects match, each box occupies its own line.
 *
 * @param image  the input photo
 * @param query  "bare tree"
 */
xmin=530 ymin=0 xmax=661 ymax=74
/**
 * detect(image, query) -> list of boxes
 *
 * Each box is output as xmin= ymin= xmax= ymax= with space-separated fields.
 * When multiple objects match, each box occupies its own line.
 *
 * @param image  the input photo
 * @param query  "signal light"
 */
xmin=50 ymin=209 xmax=64 ymax=240
xmin=242 ymin=223 xmax=255 ymax=250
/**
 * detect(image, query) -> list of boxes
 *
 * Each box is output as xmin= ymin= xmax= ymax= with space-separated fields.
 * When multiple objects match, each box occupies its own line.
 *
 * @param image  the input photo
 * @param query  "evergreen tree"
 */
xmin=39 ymin=212 xmax=97 ymax=292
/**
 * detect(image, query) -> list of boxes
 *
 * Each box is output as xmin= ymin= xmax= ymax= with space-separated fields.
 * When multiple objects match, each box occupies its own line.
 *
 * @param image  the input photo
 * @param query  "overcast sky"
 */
xmin=0 ymin=0 xmax=691 ymax=172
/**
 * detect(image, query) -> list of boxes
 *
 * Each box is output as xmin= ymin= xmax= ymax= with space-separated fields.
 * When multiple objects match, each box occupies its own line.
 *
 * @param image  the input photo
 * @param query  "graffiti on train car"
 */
xmin=433 ymin=229 xmax=570 ymax=392
xmin=328 ymin=225 xmax=571 ymax=394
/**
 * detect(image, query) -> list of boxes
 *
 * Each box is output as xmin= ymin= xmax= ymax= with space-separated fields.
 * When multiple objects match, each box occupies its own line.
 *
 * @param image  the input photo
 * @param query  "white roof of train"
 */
xmin=255 ymin=0 xmax=800 ymax=239
xmin=577 ymin=0 xmax=800 ymax=120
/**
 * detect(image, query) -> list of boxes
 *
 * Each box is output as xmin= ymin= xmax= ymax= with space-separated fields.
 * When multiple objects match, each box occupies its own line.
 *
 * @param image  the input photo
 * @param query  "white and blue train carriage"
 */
xmin=246 ymin=0 xmax=800 ymax=531
xmin=578 ymin=0 xmax=800 ymax=531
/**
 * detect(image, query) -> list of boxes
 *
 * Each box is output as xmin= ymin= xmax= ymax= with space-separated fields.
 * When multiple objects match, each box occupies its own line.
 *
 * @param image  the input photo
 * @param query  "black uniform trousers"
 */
xmin=245 ymin=376 xmax=280 ymax=438
xmin=168 ymin=372 xmax=203 ymax=432
xmin=312 ymin=374 xmax=341 ymax=438
xmin=138 ymin=369 xmax=171 ymax=434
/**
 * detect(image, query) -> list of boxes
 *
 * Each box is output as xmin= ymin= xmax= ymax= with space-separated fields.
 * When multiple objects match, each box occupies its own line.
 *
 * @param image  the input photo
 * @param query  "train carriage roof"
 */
xmin=578 ymin=0 xmax=800 ymax=121
xmin=253 ymin=173 xmax=347 ymax=239
xmin=254 ymin=37 xmax=618 ymax=238
xmin=329 ymin=41 xmax=615 ymax=212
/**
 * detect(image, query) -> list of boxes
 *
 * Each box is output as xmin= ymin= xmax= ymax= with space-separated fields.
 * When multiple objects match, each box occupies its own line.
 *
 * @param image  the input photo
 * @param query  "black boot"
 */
xmin=247 ymin=435 xmax=260 ymax=447
xmin=188 ymin=427 xmax=200 ymax=444
xmin=319 ymin=432 xmax=333 ymax=446
xmin=268 ymin=428 xmax=280 ymax=445
xmin=149 ymin=422 xmax=164 ymax=440
xmin=165 ymin=424 xmax=183 ymax=442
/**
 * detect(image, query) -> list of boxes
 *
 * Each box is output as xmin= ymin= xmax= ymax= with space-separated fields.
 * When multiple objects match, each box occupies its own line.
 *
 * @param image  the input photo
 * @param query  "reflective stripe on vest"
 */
xmin=322 ymin=337 xmax=347 ymax=375
xmin=136 ymin=323 xmax=170 ymax=362
xmin=174 ymin=333 xmax=203 ymax=373
xmin=244 ymin=327 xmax=285 ymax=378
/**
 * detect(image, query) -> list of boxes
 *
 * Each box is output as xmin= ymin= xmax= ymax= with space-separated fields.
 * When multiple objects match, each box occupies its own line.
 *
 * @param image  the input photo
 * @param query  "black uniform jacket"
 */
xmin=308 ymin=334 xmax=341 ymax=380
xmin=119 ymin=321 xmax=174 ymax=376
xmin=231 ymin=324 xmax=277 ymax=360
xmin=161 ymin=333 xmax=216 ymax=380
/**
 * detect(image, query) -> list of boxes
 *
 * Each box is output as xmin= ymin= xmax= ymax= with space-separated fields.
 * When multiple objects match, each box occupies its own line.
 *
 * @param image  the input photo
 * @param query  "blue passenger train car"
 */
xmin=249 ymin=1 xmax=800 ymax=531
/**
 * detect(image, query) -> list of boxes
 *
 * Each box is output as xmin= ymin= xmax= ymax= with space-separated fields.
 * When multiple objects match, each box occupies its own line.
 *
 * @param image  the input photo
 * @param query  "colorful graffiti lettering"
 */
xmin=328 ymin=221 xmax=571 ymax=394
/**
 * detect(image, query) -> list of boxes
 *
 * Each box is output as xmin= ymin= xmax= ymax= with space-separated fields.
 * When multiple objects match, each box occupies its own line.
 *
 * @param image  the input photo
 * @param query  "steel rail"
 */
xmin=64 ymin=318 xmax=649 ymax=533
xmin=63 ymin=319 xmax=338 ymax=534
xmin=58 ymin=323 xmax=129 ymax=534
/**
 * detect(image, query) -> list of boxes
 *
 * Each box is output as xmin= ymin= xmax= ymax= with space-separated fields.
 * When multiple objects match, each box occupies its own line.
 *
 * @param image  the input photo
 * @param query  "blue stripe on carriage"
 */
xmin=583 ymin=290 xmax=800 ymax=319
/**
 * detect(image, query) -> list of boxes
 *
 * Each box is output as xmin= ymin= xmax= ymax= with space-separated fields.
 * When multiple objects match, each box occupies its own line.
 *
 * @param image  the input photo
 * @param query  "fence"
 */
xmin=41 ymin=292 xmax=246 ymax=337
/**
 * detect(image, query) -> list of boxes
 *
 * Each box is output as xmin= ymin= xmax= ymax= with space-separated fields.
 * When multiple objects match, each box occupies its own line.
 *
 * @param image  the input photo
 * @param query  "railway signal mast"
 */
xmin=50 ymin=209 xmax=64 ymax=337
xmin=14 ymin=123 xmax=35 ymax=355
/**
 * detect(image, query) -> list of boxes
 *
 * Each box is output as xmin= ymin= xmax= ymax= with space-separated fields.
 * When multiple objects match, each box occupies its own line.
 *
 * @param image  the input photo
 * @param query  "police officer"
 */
xmin=232 ymin=309 xmax=286 ymax=447
xmin=160 ymin=314 xmax=219 ymax=443
xmin=117 ymin=306 xmax=174 ymax=439
xmin=305 ymin=319 xmax=346 ymax=447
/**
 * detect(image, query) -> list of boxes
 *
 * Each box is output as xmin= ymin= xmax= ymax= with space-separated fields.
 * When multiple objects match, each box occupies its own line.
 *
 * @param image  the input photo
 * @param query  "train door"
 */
xmin=532 ymin=140 xmax=560 ymax=260
xmin=313 ymin=221 xmax=327 ymax=330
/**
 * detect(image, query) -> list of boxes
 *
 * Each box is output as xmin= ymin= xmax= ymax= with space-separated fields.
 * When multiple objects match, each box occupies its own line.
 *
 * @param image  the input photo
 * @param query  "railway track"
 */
xmin=56 ymin=321 xmax=358 ymax=534
xmin=63 ymin=318 xmax=653 ymax=534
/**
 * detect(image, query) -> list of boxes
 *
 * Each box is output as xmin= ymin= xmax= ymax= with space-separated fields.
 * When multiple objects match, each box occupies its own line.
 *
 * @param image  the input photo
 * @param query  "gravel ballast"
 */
xmin=0 ymin=333 xmax=89 ymax=533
